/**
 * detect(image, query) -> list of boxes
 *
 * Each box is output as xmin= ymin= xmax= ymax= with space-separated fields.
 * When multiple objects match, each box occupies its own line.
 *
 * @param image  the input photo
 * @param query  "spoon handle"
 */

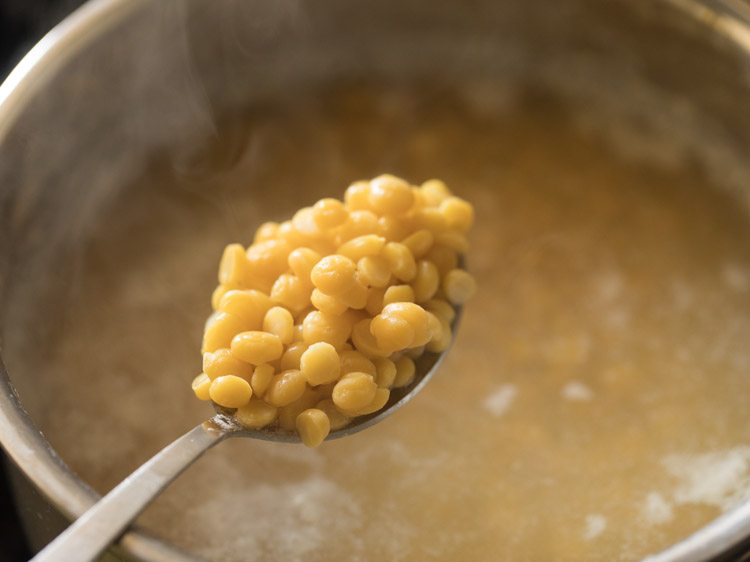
xmin=31 ymin=418 xmax=231 ymax=562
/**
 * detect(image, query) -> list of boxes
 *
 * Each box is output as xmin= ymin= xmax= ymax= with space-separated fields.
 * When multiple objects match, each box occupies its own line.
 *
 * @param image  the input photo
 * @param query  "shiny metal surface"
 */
xmin=31 ymin=418 xmax=226 ymax=562
xmin=1 ymin=0 xmax=750 ymax=560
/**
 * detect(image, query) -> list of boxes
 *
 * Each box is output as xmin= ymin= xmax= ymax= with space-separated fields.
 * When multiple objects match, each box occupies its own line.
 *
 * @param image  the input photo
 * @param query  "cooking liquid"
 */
xmin=25 ymin=85 xmax=750 ymax=561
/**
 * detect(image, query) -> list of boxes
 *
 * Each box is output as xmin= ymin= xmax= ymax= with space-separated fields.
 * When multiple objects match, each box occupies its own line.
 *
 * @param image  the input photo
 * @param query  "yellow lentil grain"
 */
xmin=370 ymin=315 xmax=415 ymax=353
xmin=277 ymin=220 xmax=309 ymax=249
xmin=245 ymin=239 xmax=292 ymax=282
xmin=338 ymin=276 xmax=369 ymax=310
xmin=300 ymin=342 xmax=341 ymax=386
xmin=296 ymin=408 xmax=331 ymax=447
xmin=421 ymin=179 xmax=452 ymax=206
xmin=312 ymin=198 xmax=348 ymax=229
xmin=335 ymin=210 xmax=380 ymax=244
xmin=351 ymin=318 xmax=389 ymax=357
xmin=276 ymin=219 xmax=299 ymax=241
xmin=280 ymin=341 xmax=309 ymax=371
xmin=412 ymin=208 xmax=449 ymax=234
xmin=250 ymin=363 xmax=275 ymax=397
xmin=291 ymin=207 xmax=322 ymax=237
xmin=302 ymin=310 xmax=352 ymax=349
xmin=288 ymin=247 xmax=322 ymax=284
xmin=253 ymin=221 xmax=279 ymax=243
xmin=443 ymin=268 xmax=477 ymax=305
xmin=383 ymin=285 xmax=415 ymax=306
xmin=435 ymin=231 xmax=469 ymax=254
xmin=412 ymin=260 xmax=440 ymax=302
xmin=339 ymin=349 xmax=377 ymax=377
xmin=368 ymin=174 xmax=414 ymax=216
xmin=426 ymin=317 xmax=452 ymax=353
xmin=235 ymin=399 xmax=278 ymax=429
xmin=357 ymin=256 xmax=391 ymax=288
xmin=310 ymin=236 xmax=339 ymax=258
xmin=378 ymin=215 xmax=411 ymax=241
xmin=264 ymin=369 xmax=307 ymax=407
xmin=410 ymin=186 xmax=428 ymax=211
xmin=218 ymin=244 xmax=248 ymax=285
xmin=202 ymin=312 xmax=247 ymax=353
xmin=230 ymin=331 xmax=284 ymax=365
xmin=374 ymin=358 xmax=397 ymax=388
xmin=337 ymin=234 xmax=386 ymax=261
xmin=311 ymin=289 xmax=348 ymax=315
xmin=332 ymin=372 xmax=377 ymax=412
xmin=401 ymin=229 xmax=435 ymax=259
xmin=263 ymin=306 xmax=295 ymax=344
xmin=292 ymin=323 xmax=304 ymax=342
xmin=309 ymin=240 xmax=340 ymax=259
xmin=203 ymin=348 xmax=254 ymax=380
xmin=218 ymin=289 xmax=272 ymax=329
xmin=380 ymin=302 xmax=432 ymax=347
xmin=270 ymin=274 xmax=312 ymax=313
xmin=209 ymin=375 xmax=253 ymax=409
xmin=310 ymin=255 xmax=357 ymax=296
xmin=211 ymin=284 xmax=229 ymax=311
xmin=439 ymin=196 xmax=474 ymax=232
xmin=192 ymin=373 xmax=212 ymax=400
xmin=382 ymin=242 xmax=417 ymax=282
xmin=343 ymin=181 xmax=371 ymax=211
xmin=316 ymin=399 xmax=351 ymax=430
xmin=423 ymin=298 xmax=456 ymax=323
xmin=427 ymin=311 xmax=444 ymax=340
xmin=393 ymin=356 xmax=417 ymax=388
xmin=353 ymin=387 xmax=391 ymax=416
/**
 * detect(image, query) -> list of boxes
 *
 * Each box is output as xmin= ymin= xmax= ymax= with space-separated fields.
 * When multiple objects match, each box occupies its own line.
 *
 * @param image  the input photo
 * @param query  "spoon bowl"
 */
xmin=214 ymin=305 xmax=461 ymax=444
xmin=32 ymin=304 xmax=462 ymax=562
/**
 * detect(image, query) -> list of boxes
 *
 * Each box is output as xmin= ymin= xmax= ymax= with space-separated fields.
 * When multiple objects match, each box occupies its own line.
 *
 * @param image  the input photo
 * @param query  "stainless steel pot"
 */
xmin=2 ymin=0 xmax=750 ymax=560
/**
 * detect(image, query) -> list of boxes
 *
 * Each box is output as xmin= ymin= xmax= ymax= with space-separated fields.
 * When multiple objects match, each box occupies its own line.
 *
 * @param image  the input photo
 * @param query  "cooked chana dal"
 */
xmin=192 ymin=175 xmax=475 ymax=445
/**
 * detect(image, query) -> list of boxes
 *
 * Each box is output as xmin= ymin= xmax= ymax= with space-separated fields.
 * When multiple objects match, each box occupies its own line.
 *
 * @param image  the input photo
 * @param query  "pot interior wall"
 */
xmin=2 ymin=0 xmax=750 ymax=560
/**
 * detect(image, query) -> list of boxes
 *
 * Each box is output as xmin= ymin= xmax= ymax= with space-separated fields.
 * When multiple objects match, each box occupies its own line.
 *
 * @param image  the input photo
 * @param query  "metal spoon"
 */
xmin=31 ymin=307 xmax=460 ymax=562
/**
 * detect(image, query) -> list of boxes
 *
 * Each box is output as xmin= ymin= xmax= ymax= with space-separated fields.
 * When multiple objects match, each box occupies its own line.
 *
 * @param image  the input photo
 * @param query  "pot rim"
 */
xmin=1 ymin=0 xmax=750 ymax=560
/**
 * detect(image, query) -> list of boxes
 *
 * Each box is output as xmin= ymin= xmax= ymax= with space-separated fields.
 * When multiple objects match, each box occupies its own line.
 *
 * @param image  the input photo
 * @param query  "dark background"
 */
xmin=0 ymin=0 xmax=84 ymax=77
xmin=0 ymin=4 xmax=85 ymax=561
